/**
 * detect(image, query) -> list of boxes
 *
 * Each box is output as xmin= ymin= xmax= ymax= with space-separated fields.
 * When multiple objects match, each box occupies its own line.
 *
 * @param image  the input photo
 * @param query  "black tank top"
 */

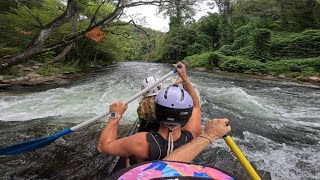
xmin=146 ymin=131 xmax=193 ymax=161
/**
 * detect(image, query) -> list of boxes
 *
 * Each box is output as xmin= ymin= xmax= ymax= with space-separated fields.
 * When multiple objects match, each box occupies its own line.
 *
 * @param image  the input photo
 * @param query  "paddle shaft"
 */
xmin=223 ymin=135 xmax=261 ymax=180
xmin=71 ymin=69 xmax=177 ymax=131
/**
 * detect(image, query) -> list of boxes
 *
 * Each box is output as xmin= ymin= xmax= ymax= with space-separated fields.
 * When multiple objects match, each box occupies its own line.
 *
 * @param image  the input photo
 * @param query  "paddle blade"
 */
xmin=0 ymin=128 xmax=73 ymax=156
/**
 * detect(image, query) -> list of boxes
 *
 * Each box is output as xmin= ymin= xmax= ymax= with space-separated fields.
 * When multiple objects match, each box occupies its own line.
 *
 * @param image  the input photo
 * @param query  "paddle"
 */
xmin=223 ymin=135 xmax=261 ymax=179
xmin=0 ymin=65 xmax=181 ymax=156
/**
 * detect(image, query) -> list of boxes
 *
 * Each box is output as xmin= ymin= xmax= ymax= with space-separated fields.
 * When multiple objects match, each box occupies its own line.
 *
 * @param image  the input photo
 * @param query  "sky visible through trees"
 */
xmin=124 ymin=2 xmax=217 ymax=32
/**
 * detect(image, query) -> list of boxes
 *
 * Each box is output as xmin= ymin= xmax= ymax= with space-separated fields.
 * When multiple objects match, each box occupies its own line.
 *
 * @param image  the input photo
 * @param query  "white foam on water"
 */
xmin=1 ymin=62 xmax=319 ymax=179
xmin=270 ymin=87 xmax=282 ymax=91
xmin=201 ymin=85 xmax=320 ymax=135
xmin=0 ymin=74 xmax=141 ymax=122
xmin=0 ymin=63 xmax=180 ymax=122
xmin=262 ymin=101 xmax=320 ymax=134
xmin=203 ymin=86 xmax=280 ymax=120
xmin=237 ymin=131 xmax=320 ymax=180
xmin=191 ymin=69 xmax=320 ymax=180
xmin=281 ymin=110 xmax=320 ymax=121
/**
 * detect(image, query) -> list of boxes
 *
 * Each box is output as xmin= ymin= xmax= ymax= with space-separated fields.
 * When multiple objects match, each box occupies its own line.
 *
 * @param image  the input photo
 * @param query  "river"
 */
xmin=0 ymin=62 xmax=319 ymax=180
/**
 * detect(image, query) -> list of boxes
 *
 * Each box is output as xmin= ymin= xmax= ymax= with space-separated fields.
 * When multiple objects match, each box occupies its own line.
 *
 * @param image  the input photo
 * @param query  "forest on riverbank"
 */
xmin=146 ymin=0 xmax=320 ymax=82
xmin=0 ymin=0 xmax=320 ymax=83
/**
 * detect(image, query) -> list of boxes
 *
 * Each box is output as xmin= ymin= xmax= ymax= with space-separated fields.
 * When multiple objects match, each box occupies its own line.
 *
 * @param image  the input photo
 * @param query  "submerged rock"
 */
xmin=309 ymin=76 xmax=320 ymax=82
xmin=278 ymin=74 xmax=286 ymax=79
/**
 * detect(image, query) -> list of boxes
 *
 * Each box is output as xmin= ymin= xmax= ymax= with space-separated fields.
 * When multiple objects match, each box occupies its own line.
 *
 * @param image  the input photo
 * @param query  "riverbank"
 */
xmin=0 ymin=65 xmax=106 ymax=94
xmin=182 ymin=53 xmax=320 ymax=87
xmin=1 ymin=62 xmax=319 ymax=95
xmin=193 ymin=67 xmax=320 ymax=88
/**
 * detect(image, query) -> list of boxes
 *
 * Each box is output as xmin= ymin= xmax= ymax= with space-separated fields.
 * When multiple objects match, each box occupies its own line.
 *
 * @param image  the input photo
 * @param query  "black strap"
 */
xmin=146 ymin=131 xmax=193 ymax=161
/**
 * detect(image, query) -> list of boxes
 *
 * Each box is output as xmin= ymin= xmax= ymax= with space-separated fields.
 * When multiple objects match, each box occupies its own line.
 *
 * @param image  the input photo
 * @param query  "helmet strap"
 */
xmin=164 ymin=124 xmax=179 ymax=155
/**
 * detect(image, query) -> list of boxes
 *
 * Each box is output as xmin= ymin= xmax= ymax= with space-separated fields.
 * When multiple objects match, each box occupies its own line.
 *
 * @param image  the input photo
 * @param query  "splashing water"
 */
xmin=0 ymin=62 xmax=319 ymax=179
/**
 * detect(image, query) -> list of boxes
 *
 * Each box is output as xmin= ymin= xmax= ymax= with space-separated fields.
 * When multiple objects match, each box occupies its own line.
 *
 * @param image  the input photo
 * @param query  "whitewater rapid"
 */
xmin=0 ymin=62 xmax=319 ymax=179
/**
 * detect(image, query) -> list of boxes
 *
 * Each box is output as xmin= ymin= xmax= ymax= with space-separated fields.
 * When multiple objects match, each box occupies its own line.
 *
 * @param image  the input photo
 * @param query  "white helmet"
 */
xmin=141 ymin=76 xmax=162 ymax=97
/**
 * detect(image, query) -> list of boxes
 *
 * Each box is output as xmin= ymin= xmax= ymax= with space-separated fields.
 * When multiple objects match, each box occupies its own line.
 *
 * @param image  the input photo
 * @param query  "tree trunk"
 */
xmin=49 ymin=12 xmax=79 ymax=64
xmin=0 ymin=0 xmax=165 ymax=71
xmin=0 ymin=0 xmax=78 ymax=71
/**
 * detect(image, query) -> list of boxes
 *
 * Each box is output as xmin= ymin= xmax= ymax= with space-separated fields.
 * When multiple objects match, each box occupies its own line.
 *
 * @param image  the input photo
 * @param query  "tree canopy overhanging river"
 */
xmin=0 ymin=62 xmax=319 ymax=180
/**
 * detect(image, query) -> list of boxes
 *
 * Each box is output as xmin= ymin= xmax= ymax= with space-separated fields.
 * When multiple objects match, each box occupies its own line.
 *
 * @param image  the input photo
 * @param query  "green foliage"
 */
xmin=129 ymin=27 xmax=165 ymax=61
xmin=183 ymin=52 xmax=227 ymax=68
xmin=159 ymin=0 xmax=196 ymax=30
xmin=156 ymin=0 xmax=320 ymax=81
xmin=69 ymin=32 xmax=128 ymax=66
xmin=0 ymin=0 xmax=75 ymax=59
xmin=33 ymin=51 xmax=56 ymax=63
xmin=80 ymin=0 xmax=113 ymax=20
xmin=218 ymin=27 xmax=320 ymax=62
xmin=218 ymin=19 xmax=233 ymax=46
xmin=219 ymin=56 xmax=267 ymax=74
xmin=251 ymin=29 xmax=271 ymax=61
xmin=234 ymin=25 xmax=255 ymax=39
xmin=277 ymin=0 xmax=318 ymax=32
xmin=0 ymin=0 xmax=146 ymax=72
xmin=270 ymin=30 xmax=320 ymax=58
xmin=218 ymin=25 xmax=271 ymax=60
xmin=0 ymin=43 xmax=20 ymax=56
xmin=37 ymin=63 xmax=79 ymax=76
xmin=215 ymin=0 xmax=233 ymax=45
xmin=184 ymin=52 xmax=319 ymax=77
xmin=218 ymin=45 xmax=235 ymax=56
xmin=266 ymin=57 xmax=320 ymax=74
xmin=183 ymin=52 xmax=213 ymax=68
xmin=195 ymin=13 xmax=221 ymax=49
xmin=157 ymin=26 xmax=187 ymax=61
xmin=0 ymin=0 xmax=17 ymax=13
xmin=155 ymin=26 xmax=213 ymax=62
xmin=1 ymin=0 xmax=320 ymax=81
xmin=186 ymin=32 xmax=213 ymax=55
xmin=231 ymin=0 xmax=281 ymax=29
xmin=183 ymin=51 xmax=268 ymax=74
xmin=217 ymin=24 xmax=255 ymax=57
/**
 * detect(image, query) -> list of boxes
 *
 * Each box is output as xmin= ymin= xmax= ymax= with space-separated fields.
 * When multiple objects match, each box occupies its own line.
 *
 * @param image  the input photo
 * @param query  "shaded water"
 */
xmin=0 ymin=62 xmax=319 ymax=179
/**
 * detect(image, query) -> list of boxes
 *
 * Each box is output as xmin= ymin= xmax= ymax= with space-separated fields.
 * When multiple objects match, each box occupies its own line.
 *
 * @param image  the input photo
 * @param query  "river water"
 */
xmin=0 ymin=62 xmax=319 ymax=180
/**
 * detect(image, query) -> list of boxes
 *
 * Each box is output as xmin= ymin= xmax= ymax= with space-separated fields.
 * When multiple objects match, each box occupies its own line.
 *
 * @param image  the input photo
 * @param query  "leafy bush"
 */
xmin=33 ymin=51 xmax=56 ymax=63
xmin=183 ymin=52 xmax=226 ymax=68
xmin=270 ymin=30 xmax=320 ymax=58
xmin=183 ymin=52 xmax=213 ymax=68
xmin=184 ymin=51 xmax=319 ymax=77
xmin=219 ymin=56 xmax=267 ymax=74
xmin=251 ymin=29 xmax=271 ymax=62
xmin=220 ymin=57 xmax=250 ymax=73
xmin=234 ymin=25 xmax=255 ymax=38
xmin=37 ymin=63 xmax=78 ymax=76
xmin=229 ymin=25 xmax=255 ymax=54
xmin=218 ymin=45 xmax=236 ymax=56
xmin=0 ymin=45 xmax=20 ymax=57
xmin=219 ymin=28 xmax=320 ymax=63
xmin=218 ymin=26 xmax=272 ymax=61
xmin=266 ymin=57 xmax=320 ymax=75
xmin=207 ymin=52 xmax=226 ymax=67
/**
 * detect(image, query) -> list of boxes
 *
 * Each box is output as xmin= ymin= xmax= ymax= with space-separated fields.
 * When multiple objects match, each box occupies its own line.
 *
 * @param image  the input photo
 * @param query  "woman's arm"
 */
xmin=97 ymin=100 xmax=148 ymax=160
xmin=163 ymin=134 xmax=210 ymax=162
xmin=97 ymin=100 xmax=127 ymax=153
xmin=173 ymin=62 xmax=201 ymax=137
xmin=164 ymin=118 xmax=231 ymax=163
